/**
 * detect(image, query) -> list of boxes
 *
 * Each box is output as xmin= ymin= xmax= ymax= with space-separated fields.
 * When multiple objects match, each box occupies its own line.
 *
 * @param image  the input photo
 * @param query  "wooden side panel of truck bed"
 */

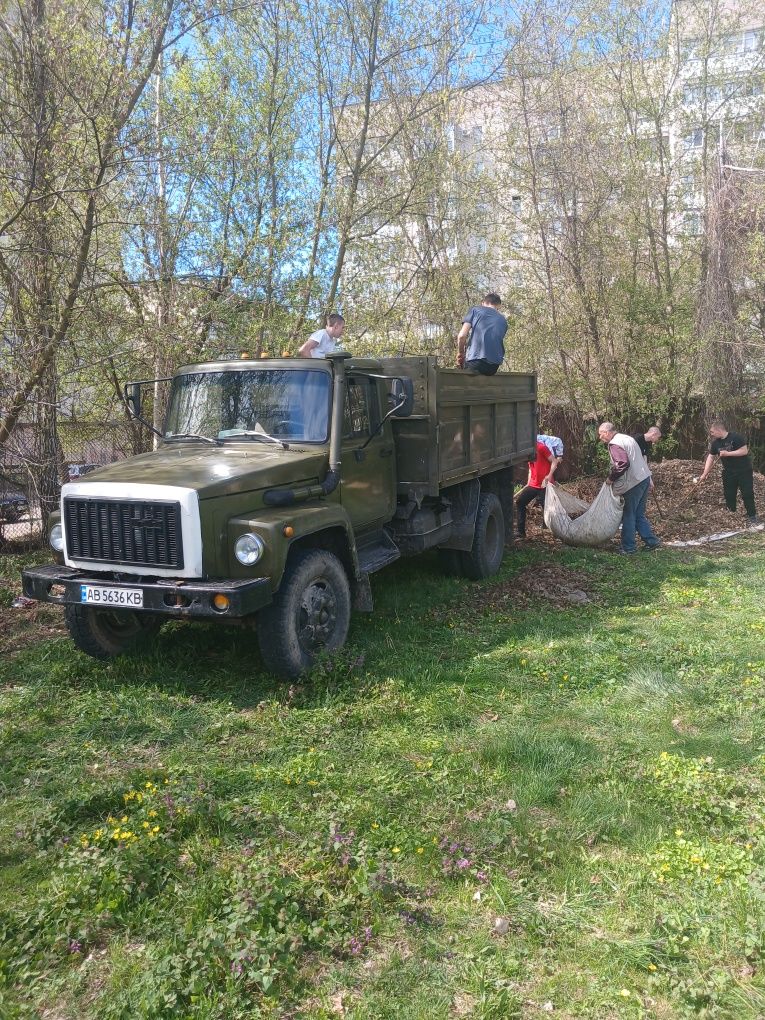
xmin=377 ymin=357 xmax=537 ymax=501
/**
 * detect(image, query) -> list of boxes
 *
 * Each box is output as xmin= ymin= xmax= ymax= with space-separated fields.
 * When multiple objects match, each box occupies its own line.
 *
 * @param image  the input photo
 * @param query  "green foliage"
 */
xmin=645 ymin=751 xmax=742 ymax=823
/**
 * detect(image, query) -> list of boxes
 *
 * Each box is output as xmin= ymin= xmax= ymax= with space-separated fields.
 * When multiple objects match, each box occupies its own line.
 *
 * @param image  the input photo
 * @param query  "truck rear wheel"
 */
xmin=64 ymin=604 xmax=162 ymax=659
xmin=460 ymin=492 xmax=505 ymax=580
xmin=258 ymin=549 xmax=351 ymax=678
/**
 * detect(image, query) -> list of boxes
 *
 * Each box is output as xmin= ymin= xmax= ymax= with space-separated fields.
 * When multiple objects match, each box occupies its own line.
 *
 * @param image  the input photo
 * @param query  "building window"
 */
xmin=683 ymin=84 xmax=701 ymax=105
xmin=685 ymin=127 xmax=704 ymax=148
xmin=741 ymin=29 xmax=760 ymax=53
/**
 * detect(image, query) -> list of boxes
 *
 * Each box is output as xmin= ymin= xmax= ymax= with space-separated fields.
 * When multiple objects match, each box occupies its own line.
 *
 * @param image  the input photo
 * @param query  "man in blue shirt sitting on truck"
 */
xmin=456 ymin=293 xmax=508 ymax=375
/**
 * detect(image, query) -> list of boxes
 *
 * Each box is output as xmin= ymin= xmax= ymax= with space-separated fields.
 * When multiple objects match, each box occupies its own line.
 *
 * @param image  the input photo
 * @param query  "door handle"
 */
xmin=379 ymin=447 xmax=394 ymax=458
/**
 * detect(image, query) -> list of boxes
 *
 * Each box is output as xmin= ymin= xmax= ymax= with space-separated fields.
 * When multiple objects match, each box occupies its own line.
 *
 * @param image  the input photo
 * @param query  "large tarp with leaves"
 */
xmin=543 ymin=482 xmax=624 ymax=547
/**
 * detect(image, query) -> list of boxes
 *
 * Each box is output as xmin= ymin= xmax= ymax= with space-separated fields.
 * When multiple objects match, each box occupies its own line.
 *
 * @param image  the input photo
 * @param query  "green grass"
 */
xmin=1 ymin=538 xmax=765 ymax=1018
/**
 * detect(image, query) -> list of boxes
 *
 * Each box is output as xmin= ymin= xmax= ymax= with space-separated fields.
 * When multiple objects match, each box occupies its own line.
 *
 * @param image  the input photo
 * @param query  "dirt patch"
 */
xmin=0 ymin=598 xmax=67 ymax=658
xmin=430 ymin=564 xmax=595 ymax=620
xmin=520 ymin=458 xmax=765 ymax=546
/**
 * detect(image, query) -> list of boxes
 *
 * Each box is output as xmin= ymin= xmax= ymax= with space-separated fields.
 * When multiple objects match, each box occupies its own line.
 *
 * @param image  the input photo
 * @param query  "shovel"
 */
xmin=651 ymin=487 xmax=666 ymax=519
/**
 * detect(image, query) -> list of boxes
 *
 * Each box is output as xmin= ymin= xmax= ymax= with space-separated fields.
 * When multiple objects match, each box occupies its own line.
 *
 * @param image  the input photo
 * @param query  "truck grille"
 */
xmin=63 ymin=497 xmax=184 ymax=569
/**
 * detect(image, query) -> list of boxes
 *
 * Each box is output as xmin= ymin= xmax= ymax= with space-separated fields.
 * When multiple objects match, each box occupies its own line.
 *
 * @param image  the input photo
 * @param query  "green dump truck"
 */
xmin=22 ymin=354 xmax=537 ymax=677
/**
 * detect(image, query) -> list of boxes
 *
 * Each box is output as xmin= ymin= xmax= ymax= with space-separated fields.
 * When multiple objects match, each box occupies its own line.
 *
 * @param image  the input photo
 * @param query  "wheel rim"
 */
xmin=297 ymin=576 xmax=338 ymax=651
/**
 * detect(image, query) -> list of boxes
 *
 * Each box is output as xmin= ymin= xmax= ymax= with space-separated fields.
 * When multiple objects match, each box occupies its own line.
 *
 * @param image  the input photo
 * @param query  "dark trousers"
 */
xmin=465 ymin=359 xmax=499 ymax=376
xmin=621 ymin=477 xmax=659 ymax=552
xmin=722 ymin=469 xmax=756 ymax=517
xmin=516 ymin=485 xmax=546 ymax=536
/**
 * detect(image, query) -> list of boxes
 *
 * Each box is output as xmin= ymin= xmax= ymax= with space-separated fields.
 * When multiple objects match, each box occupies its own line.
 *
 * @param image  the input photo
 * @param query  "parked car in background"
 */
xmin=0 ymin=492 xmax=29 ymax=523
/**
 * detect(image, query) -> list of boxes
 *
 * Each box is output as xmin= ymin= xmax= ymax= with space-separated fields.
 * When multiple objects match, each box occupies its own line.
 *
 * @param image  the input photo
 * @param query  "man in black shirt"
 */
xmin=631 ymin=426 xmax=662 ymax=460
xmin=698 ymin=422 xmax=759 ymax=525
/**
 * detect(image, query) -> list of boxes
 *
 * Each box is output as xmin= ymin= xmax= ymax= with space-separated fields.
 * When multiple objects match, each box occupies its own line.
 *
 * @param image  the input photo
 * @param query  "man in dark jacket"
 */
xmin=631 ymin=426 xmax=662 ymax=461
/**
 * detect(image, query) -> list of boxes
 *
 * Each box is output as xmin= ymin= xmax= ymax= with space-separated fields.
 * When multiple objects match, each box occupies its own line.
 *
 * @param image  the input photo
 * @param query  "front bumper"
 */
xmin=22 ymin=565 xmax=272 ymax=619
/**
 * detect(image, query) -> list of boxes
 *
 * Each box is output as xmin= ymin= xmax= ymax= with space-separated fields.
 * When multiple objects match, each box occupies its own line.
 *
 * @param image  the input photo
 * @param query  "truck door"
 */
xmin=340 ymin=375 xmax=396 ymax=533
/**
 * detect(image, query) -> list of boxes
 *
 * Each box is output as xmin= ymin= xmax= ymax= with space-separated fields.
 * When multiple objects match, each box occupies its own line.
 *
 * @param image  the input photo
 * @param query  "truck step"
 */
xmin=356 ymin=530 xmax=401 ymax=574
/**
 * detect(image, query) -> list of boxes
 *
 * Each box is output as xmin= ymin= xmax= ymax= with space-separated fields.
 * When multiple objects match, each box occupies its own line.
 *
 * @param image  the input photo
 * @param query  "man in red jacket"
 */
xmin=515 ymin=435 xmax=563 ymax=539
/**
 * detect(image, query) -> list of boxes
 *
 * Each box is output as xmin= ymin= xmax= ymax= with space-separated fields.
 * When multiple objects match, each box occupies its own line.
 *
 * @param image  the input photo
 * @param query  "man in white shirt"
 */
xmin=299 ymin=313 xmax=345 ymax=358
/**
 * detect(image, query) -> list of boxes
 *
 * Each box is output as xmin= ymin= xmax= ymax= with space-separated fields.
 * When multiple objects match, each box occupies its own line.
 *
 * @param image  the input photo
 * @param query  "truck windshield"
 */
xmin=164 ymin=369 xmax=331 ymax=444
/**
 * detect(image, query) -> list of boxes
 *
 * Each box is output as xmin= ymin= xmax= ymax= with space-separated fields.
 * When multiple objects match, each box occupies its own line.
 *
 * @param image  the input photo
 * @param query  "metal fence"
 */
xmin=0 ymin=421 xmax=133 ymax=550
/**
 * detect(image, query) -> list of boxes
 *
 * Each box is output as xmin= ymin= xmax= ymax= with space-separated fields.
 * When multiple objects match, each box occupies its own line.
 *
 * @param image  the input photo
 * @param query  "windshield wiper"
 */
xmin=218 ymin=429 xmax=287 ymax=449
xmin=164 ymin=432 xmax=222 ymax=446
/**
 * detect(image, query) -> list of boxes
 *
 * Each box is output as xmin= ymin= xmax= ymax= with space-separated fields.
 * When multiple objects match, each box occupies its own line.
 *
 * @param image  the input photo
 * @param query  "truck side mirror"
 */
xmin=389 ymin=377 xmax=414 ymax=417
xmin=125 ymin=382 xmax=142 ymax=418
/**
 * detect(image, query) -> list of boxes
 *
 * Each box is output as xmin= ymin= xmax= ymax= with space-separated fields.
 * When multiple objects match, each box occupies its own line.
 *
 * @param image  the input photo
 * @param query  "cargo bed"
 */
xmin=377 ymin=357 xmax=537 ymax=501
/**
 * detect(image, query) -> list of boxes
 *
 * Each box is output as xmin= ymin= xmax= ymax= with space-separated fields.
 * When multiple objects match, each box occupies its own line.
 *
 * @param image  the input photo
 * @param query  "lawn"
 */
xmin=1 ymin=537 xmax=764 ymax=1019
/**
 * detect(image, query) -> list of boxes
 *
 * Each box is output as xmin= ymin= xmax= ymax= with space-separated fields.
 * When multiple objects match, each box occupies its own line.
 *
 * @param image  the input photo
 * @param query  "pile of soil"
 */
xmin=522 ymin=458 xmax=765 ymax=545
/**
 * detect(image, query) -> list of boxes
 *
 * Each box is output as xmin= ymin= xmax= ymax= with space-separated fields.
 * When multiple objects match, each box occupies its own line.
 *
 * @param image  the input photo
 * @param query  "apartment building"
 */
xmin=343 ymin=0 xmax=764 ymax=346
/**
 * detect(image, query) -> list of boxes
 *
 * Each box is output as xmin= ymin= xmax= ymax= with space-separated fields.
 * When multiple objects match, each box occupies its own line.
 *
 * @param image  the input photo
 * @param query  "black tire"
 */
xmin=258 ymin=549 xmax=351 ymax=678
xmin=437 ymin=548 xmax=464 ymax=577
xmin=64 ymin=604 xmax=162 ymax=659
xmin=459 ymin=492 xmax=505 ymax=580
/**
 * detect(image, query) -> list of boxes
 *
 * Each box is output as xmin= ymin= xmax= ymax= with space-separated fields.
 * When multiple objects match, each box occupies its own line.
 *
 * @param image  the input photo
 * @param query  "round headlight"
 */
xmin=234 ymin=532 xmax=265 ymax=566
xmin=50 ymin=523 xmax=64 ymax=552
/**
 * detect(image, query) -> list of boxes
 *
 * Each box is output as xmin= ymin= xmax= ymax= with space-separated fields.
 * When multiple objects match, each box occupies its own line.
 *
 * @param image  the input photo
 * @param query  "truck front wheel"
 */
xmin=258 ymin=549 xmax=351 ymax=678
xmin=64 ymin=604 xmax=162 ymax=659
xmin=460 ymin=492 xmax=505 ymax=580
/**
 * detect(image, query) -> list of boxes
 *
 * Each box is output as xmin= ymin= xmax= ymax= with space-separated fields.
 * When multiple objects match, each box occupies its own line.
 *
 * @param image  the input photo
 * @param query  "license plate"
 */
xmin=80 ymin=584 xmax=143 ymax=608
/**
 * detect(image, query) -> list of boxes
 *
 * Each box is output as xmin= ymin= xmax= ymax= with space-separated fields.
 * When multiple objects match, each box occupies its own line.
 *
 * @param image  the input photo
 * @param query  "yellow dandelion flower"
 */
xmin=120 ymin=815 xmax=128 ymax=823
xmin=619 ymin=989 xmax=631 ymax=998
xmin=392 ymin=847 xmax=401 ymax=854
xmin=152 ymin=825 xmax=160 ymax=834
xmin=416 ymin=847 xmax=424 ymax=854
xmin=148 ymin=809 xmax=158 ymax=818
